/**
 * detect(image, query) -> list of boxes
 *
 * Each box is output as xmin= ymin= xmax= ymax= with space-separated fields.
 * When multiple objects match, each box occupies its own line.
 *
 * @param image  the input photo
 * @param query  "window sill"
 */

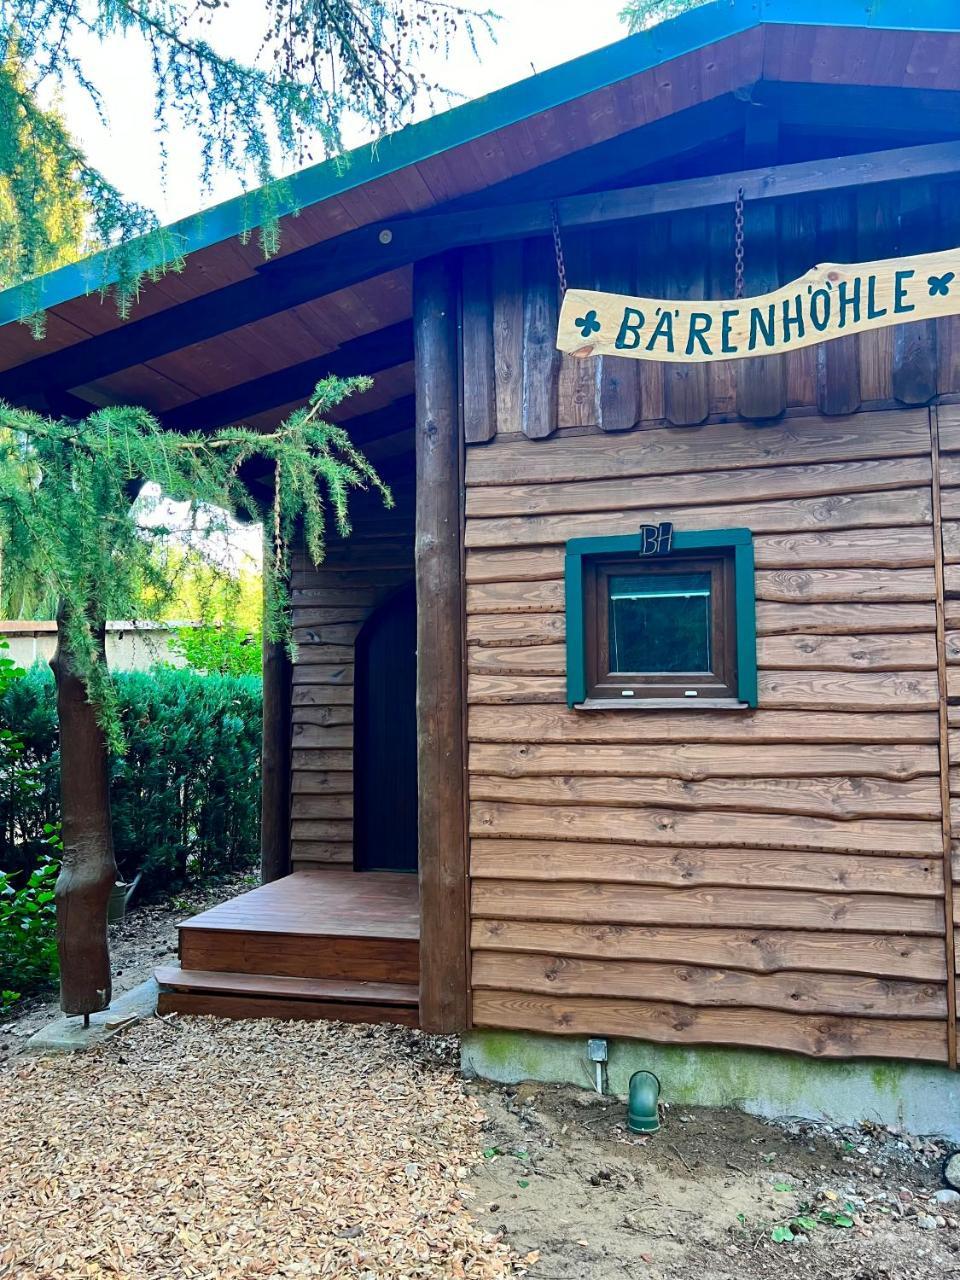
xmin=574 ymin=697 xmax=751 ymax=712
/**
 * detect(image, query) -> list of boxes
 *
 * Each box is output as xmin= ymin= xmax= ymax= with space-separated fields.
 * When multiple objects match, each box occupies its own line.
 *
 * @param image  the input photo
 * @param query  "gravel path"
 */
xmin=0 ymin=1018 xmax=515 ymax=1279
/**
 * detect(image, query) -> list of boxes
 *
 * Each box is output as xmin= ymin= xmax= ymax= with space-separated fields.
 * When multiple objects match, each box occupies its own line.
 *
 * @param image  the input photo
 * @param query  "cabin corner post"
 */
xmin=930 ymin=405 xmax=959 ymax=1070
xmin=260 ymin=524 xmax=292 ymax=884
xmin=413 ymin=253 xmax=470 ymax=1033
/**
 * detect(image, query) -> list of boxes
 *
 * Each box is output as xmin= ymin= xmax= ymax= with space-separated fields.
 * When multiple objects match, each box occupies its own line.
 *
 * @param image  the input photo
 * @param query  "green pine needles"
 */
xmin=2 ymin=2 xmax=496 ymax=329
xmin=619 ymin=0 xmax=707 ymax=33
xmin=0 ymin=375 xmax=391 ymax=750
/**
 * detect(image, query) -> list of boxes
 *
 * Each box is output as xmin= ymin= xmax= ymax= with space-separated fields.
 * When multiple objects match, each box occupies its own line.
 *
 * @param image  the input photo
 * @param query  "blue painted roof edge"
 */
xmin=1 ymin=0 xmax=956 ymax=328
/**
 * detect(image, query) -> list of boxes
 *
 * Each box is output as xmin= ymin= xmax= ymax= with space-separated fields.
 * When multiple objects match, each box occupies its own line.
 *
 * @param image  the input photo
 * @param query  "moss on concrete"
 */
xmin=461 ymin=1031 xmax=960 ymax=1141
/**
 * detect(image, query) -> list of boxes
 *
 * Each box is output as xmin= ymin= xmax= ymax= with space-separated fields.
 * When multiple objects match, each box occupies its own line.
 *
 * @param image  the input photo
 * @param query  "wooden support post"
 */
xmin=52 ymin=605 xmax=118 ymax=1017
xmin=260 ymin=529 xmax=292 ymax=884
xmin=414 ymin=254 xmax=469 ymax=1034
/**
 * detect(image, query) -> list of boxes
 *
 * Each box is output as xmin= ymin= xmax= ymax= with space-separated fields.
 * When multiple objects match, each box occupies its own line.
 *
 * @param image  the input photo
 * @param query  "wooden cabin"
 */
xmin=3 ymin=1 xmax=960 ymax=1088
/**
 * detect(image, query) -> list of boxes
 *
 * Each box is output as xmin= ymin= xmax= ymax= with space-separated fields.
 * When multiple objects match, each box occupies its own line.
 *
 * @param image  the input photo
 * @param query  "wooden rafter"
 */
xmin=164 ymin=321 xmax=413 ymax=431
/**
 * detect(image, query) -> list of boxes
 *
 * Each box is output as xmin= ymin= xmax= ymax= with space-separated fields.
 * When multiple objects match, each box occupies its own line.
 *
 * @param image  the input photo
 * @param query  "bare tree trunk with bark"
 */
xmin=51 ymin=603 xmax=117 ymax=1017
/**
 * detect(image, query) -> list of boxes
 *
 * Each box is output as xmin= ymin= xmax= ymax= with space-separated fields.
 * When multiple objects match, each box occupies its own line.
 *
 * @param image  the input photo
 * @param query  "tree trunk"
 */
xmin=51 ymin=605 xmax=117 ymax=1017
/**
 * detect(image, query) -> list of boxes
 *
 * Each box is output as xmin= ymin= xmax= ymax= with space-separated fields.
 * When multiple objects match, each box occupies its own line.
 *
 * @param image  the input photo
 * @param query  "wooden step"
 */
xmin=177 ymin=870 xmax=420 ymax=984
xmin=155 ymin=966 xmax=419 ymax=1026
xmin=179 ymin=929 xmax=419 ymax=984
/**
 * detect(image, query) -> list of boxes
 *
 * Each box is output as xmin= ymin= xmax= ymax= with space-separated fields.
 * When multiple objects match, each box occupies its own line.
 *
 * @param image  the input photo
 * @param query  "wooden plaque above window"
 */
xmin=565 ymin=529 xmax=757 ymax=710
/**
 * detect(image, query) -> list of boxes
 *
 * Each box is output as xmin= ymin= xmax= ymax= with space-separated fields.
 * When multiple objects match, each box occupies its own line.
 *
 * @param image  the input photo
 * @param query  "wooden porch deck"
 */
xmin=155 ymin=869 xmax=420 ymax=1025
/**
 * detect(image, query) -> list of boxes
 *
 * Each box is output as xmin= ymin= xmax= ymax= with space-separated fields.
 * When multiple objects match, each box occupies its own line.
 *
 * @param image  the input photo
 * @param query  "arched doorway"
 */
xmin=353 ymin=583 xmax=418 ymax=873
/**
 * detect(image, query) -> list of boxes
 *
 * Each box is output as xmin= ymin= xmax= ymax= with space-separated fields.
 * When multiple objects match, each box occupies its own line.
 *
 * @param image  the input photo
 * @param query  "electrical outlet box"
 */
xmin=587 ymin=1038 xmax=608 ymax=1063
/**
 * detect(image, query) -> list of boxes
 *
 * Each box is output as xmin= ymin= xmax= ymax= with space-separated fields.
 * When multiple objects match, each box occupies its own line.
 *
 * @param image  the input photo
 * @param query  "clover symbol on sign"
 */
xmin=928 ymin=271 xmax=955 ymax=297
xmin=575 ymin=309 xmax=601 ymax=338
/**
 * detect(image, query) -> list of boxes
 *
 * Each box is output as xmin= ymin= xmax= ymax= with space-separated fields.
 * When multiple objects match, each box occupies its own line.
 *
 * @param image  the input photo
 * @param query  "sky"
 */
xmin=62 ymin=0 xmax=631 ymax=225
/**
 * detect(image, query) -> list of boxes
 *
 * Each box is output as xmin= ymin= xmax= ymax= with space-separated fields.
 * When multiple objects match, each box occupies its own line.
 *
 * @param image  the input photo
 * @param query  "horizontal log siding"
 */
xmin=289 ymin=481 xmax=414 ymax=869
xmin=463 ymin=406 xmax=954 ymax=1064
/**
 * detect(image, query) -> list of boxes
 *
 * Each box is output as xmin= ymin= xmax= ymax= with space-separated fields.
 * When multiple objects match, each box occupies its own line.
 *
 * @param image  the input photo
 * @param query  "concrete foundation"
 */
xmin=22 ymin=978 xmax=159 ymax=1055
xmin=462 ymin=1030 xmax=960 ymax=1141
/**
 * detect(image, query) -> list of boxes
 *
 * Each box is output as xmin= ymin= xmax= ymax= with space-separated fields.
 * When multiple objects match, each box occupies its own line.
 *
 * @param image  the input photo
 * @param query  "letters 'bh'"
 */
xmin=639 ymin=522 xmax=674 ymax=556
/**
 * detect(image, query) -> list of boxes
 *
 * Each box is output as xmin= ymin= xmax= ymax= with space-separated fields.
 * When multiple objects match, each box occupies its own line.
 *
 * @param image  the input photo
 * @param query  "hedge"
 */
xmin=0 ymin=665 xmax=262 ymax=891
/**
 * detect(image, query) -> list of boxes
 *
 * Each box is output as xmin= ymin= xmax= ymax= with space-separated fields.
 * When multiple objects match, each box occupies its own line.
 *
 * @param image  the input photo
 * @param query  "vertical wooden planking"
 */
xmin=521 ymin=238 xmax=560 ymax=439
xmin=893 ymin=183 xmax=939 ymax=407
xmin=663 ymin=209 xmax=709 ymax=426
xmin=738 ymin=108 xmax=786 ymax=421
xmin=857 ymin=186 xmax=897 ymax=403
xmin=413 ymin=254 xmax=469 ymax=1033
xmin=261 ymin=528 xmax=292 ymax=884
xmin=816 ymin=194 xmax=861 ymax=417
xmin=707 ymin=205 xmax=737 ymax=416
xmin=636 ymin=216 xmax=665 ymax=423
xmin=461 ymin=246 xmax=496 ymax=444
xmin=929 ymin=405 xmax=958 ymax=1069
xmin=736 ymin=198 xmax=787 ymax=420
xmin=595 ymin=227 xmax=640 ymax=432
xmin=781 ymin=196 xmax=817 ymax=408
xmin=557 ymin=230 xmax=600 ymax=428
xmin=492 ymin=241 xmax=524 ymax=436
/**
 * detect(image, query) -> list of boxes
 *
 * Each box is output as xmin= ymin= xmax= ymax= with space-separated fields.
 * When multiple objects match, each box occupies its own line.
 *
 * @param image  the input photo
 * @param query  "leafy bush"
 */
xmin=0 ymin=663 xmax=59 ymax=878
xmin=110 ymin=667 xmax=262 ymax=887
xmin=170 ymin=624 xmax=262 ymax=678
xmin=0 ymin=642 xmax=60 ymax=1007
xmin=0 ymin=665 xmax=262 ymax=893
xmin=0 ymin=858 xmax=58 ymax=1008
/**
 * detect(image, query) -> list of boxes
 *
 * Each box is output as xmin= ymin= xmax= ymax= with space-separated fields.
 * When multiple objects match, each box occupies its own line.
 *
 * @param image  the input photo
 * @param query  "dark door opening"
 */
xmin=353 ymin=583 xmax=418 ymax=872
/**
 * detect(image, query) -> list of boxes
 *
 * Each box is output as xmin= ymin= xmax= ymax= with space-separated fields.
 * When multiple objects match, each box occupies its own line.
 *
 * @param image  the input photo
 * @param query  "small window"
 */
xmin=565 ymin=529 xmax=757 ymax=709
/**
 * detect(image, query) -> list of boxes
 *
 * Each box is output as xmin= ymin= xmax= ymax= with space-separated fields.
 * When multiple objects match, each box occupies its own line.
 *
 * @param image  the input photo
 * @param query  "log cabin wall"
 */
xmin=289 ymin=475 xmax=414 ymax=870
xmin=461 ymin=180 xmax=960 ymax=1066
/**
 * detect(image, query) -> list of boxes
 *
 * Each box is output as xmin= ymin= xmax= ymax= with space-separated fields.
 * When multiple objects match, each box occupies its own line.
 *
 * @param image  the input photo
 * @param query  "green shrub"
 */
xmin=0 ymin=857 xmax=58 ymax=1007
xmin=110 ymin=666 xmax=262 ymax=887
xmin=0 ymin=643 xmax=60 ymax=1007
xmin=0 ymin=665 xmax=262 ymax=894
xmin=0 ymin=664 xmax=59 ymax=878
xmin=170 ymin=623 xmax=262 ymax=677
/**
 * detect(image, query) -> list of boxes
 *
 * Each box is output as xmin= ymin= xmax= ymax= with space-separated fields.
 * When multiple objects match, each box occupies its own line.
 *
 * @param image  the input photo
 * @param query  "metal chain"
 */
xmin=734 ymin=186 xmax=745 ymax=300
xmin=551 ymin=202 xmax=568 ymax=297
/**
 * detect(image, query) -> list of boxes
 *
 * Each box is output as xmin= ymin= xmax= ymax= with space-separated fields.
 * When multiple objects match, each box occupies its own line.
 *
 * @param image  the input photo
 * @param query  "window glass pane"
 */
xmin=608 ymin=572 xmax=712 ymax=673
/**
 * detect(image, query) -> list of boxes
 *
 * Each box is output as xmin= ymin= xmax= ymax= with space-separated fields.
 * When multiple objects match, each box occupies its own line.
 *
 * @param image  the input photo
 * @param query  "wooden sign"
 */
xmin=556 ymin=248 xmax=960 ymax=363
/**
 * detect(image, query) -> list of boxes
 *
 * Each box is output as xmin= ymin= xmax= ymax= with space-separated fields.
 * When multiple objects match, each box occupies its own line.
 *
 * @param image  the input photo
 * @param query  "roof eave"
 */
xmin=1 ymin=0 xmax=956 ymax=328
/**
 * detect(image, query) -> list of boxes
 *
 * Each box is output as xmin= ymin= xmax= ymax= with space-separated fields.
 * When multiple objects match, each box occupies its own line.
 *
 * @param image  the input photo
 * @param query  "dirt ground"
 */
xmin=0 ymin=870 xmax=254 ymax=1061
xmin=470 ymin=1080 xmax=960 ymax=1280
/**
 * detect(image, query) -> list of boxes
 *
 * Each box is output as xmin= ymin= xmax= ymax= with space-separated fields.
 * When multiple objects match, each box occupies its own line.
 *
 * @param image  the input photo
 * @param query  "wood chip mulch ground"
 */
xmin=0 ymin=1017 xmax=516 ymax=1279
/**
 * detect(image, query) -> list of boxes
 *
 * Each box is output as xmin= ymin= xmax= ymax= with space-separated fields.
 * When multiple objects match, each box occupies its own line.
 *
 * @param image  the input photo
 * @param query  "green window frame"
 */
xmin=564 ymin=528 xmax=757 ymax=709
